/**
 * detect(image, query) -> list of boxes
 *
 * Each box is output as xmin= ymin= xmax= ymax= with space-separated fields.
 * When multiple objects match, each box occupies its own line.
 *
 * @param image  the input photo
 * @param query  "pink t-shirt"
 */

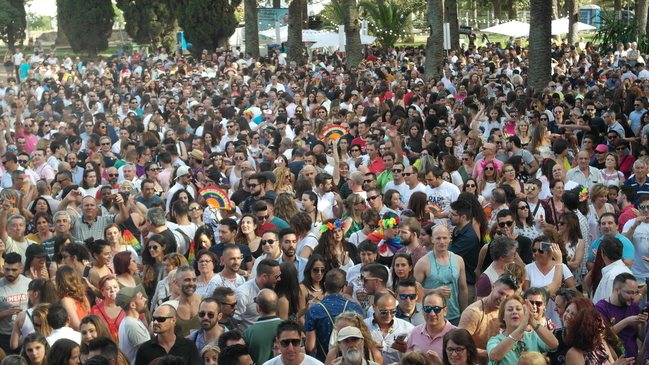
xmin=16 ymin=131 xmax=38 ymax=153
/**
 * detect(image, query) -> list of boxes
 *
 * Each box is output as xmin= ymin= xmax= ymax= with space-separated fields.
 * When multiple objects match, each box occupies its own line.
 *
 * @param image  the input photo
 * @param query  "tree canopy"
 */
xmin=57 ymin=0 xmax=114 ymax=57
xmin=115 ymin=0 xmax=177 ymax=50
xmin=0 ymin=0 xmax=26 ymax=52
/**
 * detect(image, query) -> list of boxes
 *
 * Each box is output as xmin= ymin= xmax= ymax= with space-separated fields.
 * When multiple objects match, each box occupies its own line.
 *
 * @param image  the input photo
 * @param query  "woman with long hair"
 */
xmin=22 ymin=243 xmax=50 ymax=280
xmin=20 ymin=333 xmax=49 ymax=365
xmin=462 ymin=178 xmax=487 ymax=206
xmin=390 ymin=253 xmax=426 ymax=298
xmin=144 ymin=162 xmax=166 ymax=197
xmin=510 ymin=198 xmax=540 ymax=240
xmin=78 ymin=315 xmax=113 ymax=361
xmin=45 ymin=339 xmax=79 ymax=365
xmin=85 ymin=238 xmax=113 ymax=289
xmin=25 ymin=212 xmax=52 ymax=244
xmin=188 ymin=201 xmax=204 ymax=227
xmin=193 ymin=226 xmax=214 ymax=252
xmin=313 ymin=219 xmax=358 ymax=272
xmin=275 ymin=262 xmax=306 ymax=323
xmin=515 ymin=120 xmax=532 ymax=149
xmin=104 ymin=224 xmax=137 ymax=260
xmin=301 ymin=191 xmax=327 ymax=238
xmin=10 ymin=280 xmax=58 ymax=351
xmin=31 ymin=304 xmax=52 ymax=337
xmin=486 ymin=295 xmax=559 ymax=365
xmin=25 ymin=198 xmax=53 ymax=235
xmin=113 ymin=251 xmax=140 ymax=288
xmin=407 ymin=191 xmax=432 ymax=223
xmin=478 ymin=160 xmax=500 ymax=201
xmin=557 ymin=212 xmax=585 ymax=282
xmin=501 ymin=164 xmax=525 ymax=199
xmin=142 ymin=234 xmax=173 ymax=299
xmin=341 ymin=194 xmax=365 ymax=238
xmin=56 ymin=266 xmax=90 ymax=331
xmin=299 ymin=254 xmax=327 ymax=304
xmin=275 ymin=193 xmax=298 ymax=224
xmin=234 ymin=214 xmax=262 ymax=258
xmin=543 ymin=179 xmax=565 ymax=229
xmin=529 ymin=124 xmax=553 ymax=160
xmin=79 ymin=169 xmax=99 ymax=198
xmin=324 ymin=312 xmax=383 ymax=365
xmin=273 ymin=167 xmax=294 ymax=195
xmin=565 ymin=307 xmax=627 ymax=365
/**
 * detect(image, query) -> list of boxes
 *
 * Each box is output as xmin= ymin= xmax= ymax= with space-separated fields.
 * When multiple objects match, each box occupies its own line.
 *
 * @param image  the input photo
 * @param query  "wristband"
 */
xmin=533 ymin=321 xmax=541 ymax=331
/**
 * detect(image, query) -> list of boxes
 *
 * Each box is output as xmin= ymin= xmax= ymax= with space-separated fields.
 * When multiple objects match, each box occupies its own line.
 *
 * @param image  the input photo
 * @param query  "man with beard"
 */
xmin=188 ymin=298 xmax=225 ymax=354
xmin=595 ymin=273 xmax=647 ymax=361
xmin=249 ymin=230 xmax=281 ymax=280
xmin=242 ymin=173 xmax=266 ymax=214
xmin=592 ymin=236 xmax=633 ymax=303
xmin=106 ymin=167 xmax=119 ymax=187
xmin=278 ymin=228 xmax=308 ymax=282
xmin=0 ymin=253 xmax=30 ymax=352
xmin=459 ymin=273 xmax=518 ymax=363
xmin=134 ymin=304 xmax=200 ymax=365
xmin=234 ymin=259 xmax=281 ymax=330
xmin=242 ymin=289 xmax=282 ymax=365
xmin=173 ymin=265 xmax=203 ymax=337
xmin=116 ymin=284 xmax=150 ymax=364
xmin=212 ymin=244 xmax=247 ymax=290
xmin=264 ymin=319 xmax=325 ymax=365
xmin=166 ymin=166 xmax=195 ymax=213
xmin=335 ymin=326 xmax=379 ymax=365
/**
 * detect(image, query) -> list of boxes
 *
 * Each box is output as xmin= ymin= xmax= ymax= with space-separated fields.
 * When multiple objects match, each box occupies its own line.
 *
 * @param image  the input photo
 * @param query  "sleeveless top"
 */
xmin=20 ymin=308 xmax=35 ymax=340
xmin=422 ymin=251 xmax=461 ymax=323
xmin=583 ymin=344 xmax=613 ymax=365
xmin=343 ymin=217 xmax=362 ymax=238
xmin=229 ymin=168 xmax=241 ymax=192
xmin=483 ymin=264 xmax=500 ymax=288
xmin=90 ymin=301 xmax=124 ymax=342
xmin=175 ymin=313 xmax=201 ymax=337
xmin=66 ymin=296 xmax=89 ymax=322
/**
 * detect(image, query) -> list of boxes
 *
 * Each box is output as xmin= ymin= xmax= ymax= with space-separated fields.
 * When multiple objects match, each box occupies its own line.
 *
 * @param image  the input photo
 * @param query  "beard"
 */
xmin=342 ymin=347 xmax=363 ymax=364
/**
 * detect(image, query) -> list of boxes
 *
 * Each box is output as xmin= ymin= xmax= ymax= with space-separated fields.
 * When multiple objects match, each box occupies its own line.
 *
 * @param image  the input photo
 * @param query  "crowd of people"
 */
xmin=0 ymin=34 xmax=648 ymax=365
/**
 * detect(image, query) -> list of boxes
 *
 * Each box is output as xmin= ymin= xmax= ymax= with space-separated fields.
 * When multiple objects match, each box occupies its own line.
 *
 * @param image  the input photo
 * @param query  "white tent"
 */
xmin=258 ymin=27 xmax=339 ymax=43
xmin=550 ymin=18 xmax=597 ymax=34
xmin=310 ymin=34 xmax=377 ymax=48
xmin=480 ymin=21 xmax=530 ymax=37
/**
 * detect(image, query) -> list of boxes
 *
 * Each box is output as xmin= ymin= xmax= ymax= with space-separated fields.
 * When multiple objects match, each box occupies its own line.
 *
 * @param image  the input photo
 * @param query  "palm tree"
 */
xmin=566 ymin=0 xmax=579 ymax=44
xmin=528 ymin=0 xmax=552 ymax=91
xmin=638 ymin=0 xmax=648 ymax=35
xmin=345 ymin=0 xmax=363 ymax=68
xmin=359 ymin=0 xmax=412 ymax=50
xmin=245 ymin=0 xmax=259 ymax=59
xmin=319 ymin=0 xmax=346 ymax=31
xmin=445 ymin=0 xmax=459 ymax=51
xmin=426 ymin=0 xmax=444 ymax=80
xmin=287 ymin=0 xmax=303 ymax=64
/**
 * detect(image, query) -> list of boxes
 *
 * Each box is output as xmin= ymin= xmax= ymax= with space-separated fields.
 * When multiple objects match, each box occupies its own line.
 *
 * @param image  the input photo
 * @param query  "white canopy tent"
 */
xmin=258 ymin=27 xmax=340 ymax=43
xmin=480 ymin=21 xmax=530 ymax=37
xmin=310 ymin=33 xmax=377 ymax=48
xmin=550 ymin=18 xmax=597 ymax=34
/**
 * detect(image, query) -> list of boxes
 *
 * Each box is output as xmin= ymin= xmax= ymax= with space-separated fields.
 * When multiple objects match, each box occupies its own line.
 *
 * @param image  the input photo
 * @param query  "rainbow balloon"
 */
xmin=199 ymin=186 xmax=231 ymax=209
xmin=323 ymin=125 xmax=348 ymax=139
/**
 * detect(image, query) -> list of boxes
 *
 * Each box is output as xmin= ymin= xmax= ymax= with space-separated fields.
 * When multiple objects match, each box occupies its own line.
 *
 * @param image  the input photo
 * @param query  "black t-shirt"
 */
xmin=158 ymin=228 xmax=178 ymax=251
xmin=230 ymin=188 xmax=251 ymax=206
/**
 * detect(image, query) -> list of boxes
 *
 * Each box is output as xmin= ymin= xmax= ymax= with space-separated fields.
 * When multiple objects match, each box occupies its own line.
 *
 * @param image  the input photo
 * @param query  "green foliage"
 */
xmin=317 ymin=0 xmax=346 ymax=30
xmin=592 ymin=10 xmax=649 ymax=54
xmin=170 ymin=0 xmax=241 ymax=58
xmin=115 ymin=0 xmax=177 ymax=50
xmin=359 ymin=0 xmax=413 ymax=49
xmin=0 ymin=0 xmax=27 ymax=52
xmin=26 ymin=13 xmax=52 ymax=31
xmin=57 ymin=0 xmax=114 ymax=57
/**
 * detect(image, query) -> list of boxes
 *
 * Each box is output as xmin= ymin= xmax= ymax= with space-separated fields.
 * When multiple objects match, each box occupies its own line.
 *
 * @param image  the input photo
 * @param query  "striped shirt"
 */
xmin=70 ymin=215 xmax=116 ymax=242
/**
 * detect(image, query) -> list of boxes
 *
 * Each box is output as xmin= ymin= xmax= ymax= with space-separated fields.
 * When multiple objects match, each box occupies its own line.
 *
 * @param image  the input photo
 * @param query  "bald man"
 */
xmin=301 ymin=165 xmax=317 ymax=187
xmin=413 ymin=225 xmax=468 ymax=325
xmin=242 ymin=288 xmax=282 ymax=365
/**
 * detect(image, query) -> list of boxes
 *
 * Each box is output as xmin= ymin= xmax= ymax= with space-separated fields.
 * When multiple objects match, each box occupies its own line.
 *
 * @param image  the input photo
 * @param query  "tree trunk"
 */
xmin=55 ymin=22 xmax=68 ymax=47
xmin=471 ymin=0 xmax=478 ymax=28
xmin=446 ymin=0 xmax=460 ymax=51
xmin=245 ymin=0 xmax=260 ymax=59
xmin=566 ymin=0 xmax=579 ymax=44
xmin=344 ymin=0 xmax=362 ymax=68
xmin=507 ymin=0 xmax=517 ymax=20
xmin=529 ymin=0 xmax=552 ymax=91
xmin=551 ymin=0 xmax=559 ymax=19
xmin=287 ymin=0 xmax=303 ymax=64
xmin=638 ymin=0 xmax=649 ymax=35
xmin=426 ymin=0 xmax=444 ymax=80
xmin=273 ymin=0 xmax=281 ymax=7
xmin=614 ymin=0 xmax=621 ymax=20
xmin=493 ymin=0 xmax=502 ymax=22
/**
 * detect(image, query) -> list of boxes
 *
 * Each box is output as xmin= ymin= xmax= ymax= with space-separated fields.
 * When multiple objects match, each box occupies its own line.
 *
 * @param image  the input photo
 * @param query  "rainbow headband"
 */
xmin=321 ymin=219 xmax=345 ymax=233
xmin=379 ymin=216 xmax=401 ymax=229
xmin=577 ymin=184 xmax=589 ymax=202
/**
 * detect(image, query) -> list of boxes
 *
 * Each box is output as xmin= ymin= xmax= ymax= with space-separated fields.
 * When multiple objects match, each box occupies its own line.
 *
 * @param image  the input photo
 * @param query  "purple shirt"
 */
xmin=407 ymin=320 xmax=457 ymax=357
xmin=595 ymin=299 xmax=641 ymax=358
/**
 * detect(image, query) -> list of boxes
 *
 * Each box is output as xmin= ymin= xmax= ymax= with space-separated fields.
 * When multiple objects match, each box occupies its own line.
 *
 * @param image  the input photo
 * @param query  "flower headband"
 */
xmin=379 ymin=216 xmax=401 ymax=229
xmin=321 ymin=219 xmax=345 ymax=233
xmin=577 ymin=184 xmax=589 ymax=202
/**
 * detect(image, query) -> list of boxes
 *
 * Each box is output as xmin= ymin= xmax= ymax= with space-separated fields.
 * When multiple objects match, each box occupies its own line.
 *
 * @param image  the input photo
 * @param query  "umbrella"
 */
xmin=480 ymin=21 xmax=530 ymax=37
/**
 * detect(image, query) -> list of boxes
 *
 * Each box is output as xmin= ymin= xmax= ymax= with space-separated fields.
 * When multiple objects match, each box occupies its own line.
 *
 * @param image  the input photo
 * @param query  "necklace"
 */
xmin=309 ymin=285 xmax=322 ymax=292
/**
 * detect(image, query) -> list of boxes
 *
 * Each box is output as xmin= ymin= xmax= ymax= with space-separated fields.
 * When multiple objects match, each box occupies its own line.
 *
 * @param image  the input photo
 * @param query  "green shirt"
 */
xmin=242 ymin=316 xmax=283 ymax=365
xmin=376 ymin=169 xmax=394 ymax=191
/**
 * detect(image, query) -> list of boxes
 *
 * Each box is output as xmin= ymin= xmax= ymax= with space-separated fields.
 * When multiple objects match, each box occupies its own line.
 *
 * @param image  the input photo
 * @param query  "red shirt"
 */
xmin=618 ymin=205 xmax=637 ymax=233
xmin=257 ymin=222 xmax=277 ymax=237
xmin=351 ymin=136 xmax=369 ymax=153
xmin=367 ymin=156 xmax=385 ymax=175
xmin=619 ymin=154 xmax=636 ymax=179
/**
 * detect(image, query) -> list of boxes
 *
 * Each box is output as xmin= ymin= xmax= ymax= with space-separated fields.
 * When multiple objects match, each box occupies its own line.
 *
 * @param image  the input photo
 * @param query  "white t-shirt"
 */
xmin=263 ymin=354 xmax=324 ymax=365
xmin=168 ymin=222 xmax=199 ymax=255
xmin=525 ymin=263 xmax=573 ymax=327
xmin=296 ymin=232 xmax=318 ymax=257
xmin=623 ymin=219 xmax=649 ymax=280
xmin=425 ymin=181 xmax=460 ymax=223
xmin=402 ymin=183 xmax=426 ymax=206
xmin=118 ymin=316 xmax=150 ymax=364
xmin=383 ymin=180 xmax=409 ymax=198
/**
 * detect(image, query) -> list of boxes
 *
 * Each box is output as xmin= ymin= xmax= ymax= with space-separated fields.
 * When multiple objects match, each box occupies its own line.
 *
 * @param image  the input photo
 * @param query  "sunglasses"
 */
xmin=18 ymin=160 xmax=28 ymax=164
xmin=529 ymin=300 xmax=544 ymax=307
xmin=399 ymin=294 xmax=417 ymax=301
xmin=392 ymin=169 xmax=403 ymax=173
xmin=220 ymin=302 xmax=237 ymax=308
xmin=402 ymin=173 xmax=414 ymax=177
xmin=148 ymin=245 xmax=159 ymax=251
xmin=367 ymin=196 xmax=379 ymax=202
xmin=639 ymin=205 xmax=649 ymax=210
xmin=379 ymin=309 xmax=397 ymax=317
xmin=531 ymin=248 xmax=545 ymax=253
xmin=261 ymin=239 xmax=276 ymax=245
xmin=248 ymin=184 xmax=259 ymax=188
xmin=101 ymin=142 xmax=111 ymax=146
xmin=257 ymin=215 xmax=269 ymax=221
xmin=518 ymin=206 xmax=529 ymax=210
xmin=484 ymin=167 xmax=494 ymax=171
xmin=198 ymin=311 xmax=216 ymax=319
xmin=280 ymin=339 xmax=301 ymax=347
xmin=423 ymin=305 xmax=446 ymax=314
xmin=498 ymin=221 xmax=514 ymax=228
xmin=152 ymin=316 xmax=173 ymax=323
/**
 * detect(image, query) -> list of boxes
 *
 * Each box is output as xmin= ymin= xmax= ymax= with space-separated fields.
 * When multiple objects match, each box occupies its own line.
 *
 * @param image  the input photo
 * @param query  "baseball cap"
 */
xmin=595 ymin=144 xmax=609 ymax=153
xmin=115 ymin=284 xmax=143 ymax=310
xmin=26 ymin=244 xmax=47 ymax=258
xmin=175 ymin=166 xmax=191 ymax=180
xmin=337 ymin=326 xmax=363 ymax=342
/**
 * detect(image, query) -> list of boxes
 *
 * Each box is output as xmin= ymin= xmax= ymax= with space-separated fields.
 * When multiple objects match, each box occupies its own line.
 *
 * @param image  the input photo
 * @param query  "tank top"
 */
xmin=175 ymin=313 xmax=201 ymax=337
xmin=20 ymin=308 xmax=35 ymax=340
xmin=422 ymin=251 xmax=461 ymax=324
xmin=229 ymin=168 xmax=241 ymax=193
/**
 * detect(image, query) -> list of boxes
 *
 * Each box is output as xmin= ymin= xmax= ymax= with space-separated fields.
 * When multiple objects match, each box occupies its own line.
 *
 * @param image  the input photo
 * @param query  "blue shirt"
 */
xmin=277 ymin=255 xmax=309 ymax=283
xmin=136 ymin=195 xmax=164 ymax=208
xmin=304 ymin=294 xmax=363 ymax=361
xmin=449 ymin=223 xmax=480 ymax=285
xmin=588 ymin=233 xmax=635 ymax=262
xmin=624 ymin=176 xmax=649 ymax=204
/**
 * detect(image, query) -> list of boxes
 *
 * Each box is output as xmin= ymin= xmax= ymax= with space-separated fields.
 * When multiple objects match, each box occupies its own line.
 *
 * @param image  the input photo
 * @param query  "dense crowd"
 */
xmin=0 ymin=36 xmax=648 ymax=365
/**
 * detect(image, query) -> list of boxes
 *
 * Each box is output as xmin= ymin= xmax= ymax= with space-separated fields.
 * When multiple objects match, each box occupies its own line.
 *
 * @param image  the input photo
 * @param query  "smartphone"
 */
xmin=395 ymin=333 xmax=408 ymax=342
xmin=130 ymin=188 xmax=139 ymax=195
xmin=541 ymin=242 xmax=552 ymax=252
xmin=642 ymin=306 xmax=649 ymax=316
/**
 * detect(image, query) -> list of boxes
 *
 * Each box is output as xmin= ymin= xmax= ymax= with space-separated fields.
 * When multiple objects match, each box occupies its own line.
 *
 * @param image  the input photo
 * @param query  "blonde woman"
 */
xmin=515 ymin=120 xmax=532 ymax=149
xmin=341 ymin=194 xmax=364 ymax=238
xmin=273 ymin=167 xmax=294 ymax=195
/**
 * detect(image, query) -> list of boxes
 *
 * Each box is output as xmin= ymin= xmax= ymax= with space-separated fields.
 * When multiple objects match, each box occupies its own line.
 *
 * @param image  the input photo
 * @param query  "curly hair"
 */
xmin=408 ymin=191 xmax=429 ymax=222
xmin=503 ymin=263 xmax=526 ymax=290
xmin=314 ymin=219 xmax=350 ymax=269
xmin=539 ymin=229 xmax=568 ymax=258
xmin=79 ymin=315 xmax=112 ymax=354
xmin=565 ymin=308 xmax=609 ymax=352
xmin=290 ymin=211 xmax=312 ymax=238
xmin=275 ymin=193 xmax=298 ymax=224
xmin=273 ymin=166 xmax=292 ymax=193
xmin=234 ymin=214 xmax=259 ymax=246
xmin=331 ymin=311 xmax=378 ymax=359
xmin=55 ymin=266 xmax=89 ymax=312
